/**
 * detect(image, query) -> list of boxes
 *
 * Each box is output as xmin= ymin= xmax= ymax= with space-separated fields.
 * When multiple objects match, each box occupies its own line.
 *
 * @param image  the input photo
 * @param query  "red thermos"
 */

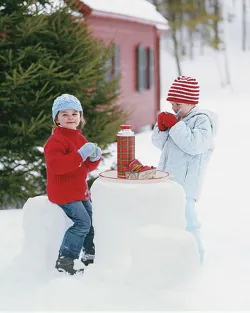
xmin=117 ymin=125 xmax=135 ymax=178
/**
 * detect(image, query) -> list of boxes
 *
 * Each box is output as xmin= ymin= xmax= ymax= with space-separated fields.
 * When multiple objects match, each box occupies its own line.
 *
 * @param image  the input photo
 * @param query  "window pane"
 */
xmin=148 ymin=47 xmax=154 ymax=89
xmin=137 ymin=44 xmax=147 ymax=92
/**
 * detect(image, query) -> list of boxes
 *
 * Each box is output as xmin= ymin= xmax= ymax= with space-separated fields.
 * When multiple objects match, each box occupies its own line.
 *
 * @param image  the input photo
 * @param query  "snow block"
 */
xmin=91 ymin=170 xmax=200 ymax=286
xmin=21 ymin=195 xmax=72 ymax=271
xmin=126 ymin=225 xmax=200 ymax=288
xmin=92 ymin=171 xmax=187 ymax=230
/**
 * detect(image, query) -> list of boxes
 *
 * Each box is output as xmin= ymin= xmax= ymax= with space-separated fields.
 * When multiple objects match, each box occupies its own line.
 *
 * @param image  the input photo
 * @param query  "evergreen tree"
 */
xmin=0 ymin=1 xmax=127 ymax=208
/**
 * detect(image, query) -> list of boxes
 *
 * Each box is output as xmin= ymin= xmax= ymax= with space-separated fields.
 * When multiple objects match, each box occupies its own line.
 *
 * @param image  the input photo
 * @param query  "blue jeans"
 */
xmin=58 ymin=200 xmax=94 ymax=259
xmin=185 ymin=197 xmax=204 ymax=262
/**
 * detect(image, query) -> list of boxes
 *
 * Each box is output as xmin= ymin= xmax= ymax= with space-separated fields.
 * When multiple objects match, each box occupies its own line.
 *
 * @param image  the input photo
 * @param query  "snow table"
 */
xmin=91 ymin=170 xmax=200 ymax=287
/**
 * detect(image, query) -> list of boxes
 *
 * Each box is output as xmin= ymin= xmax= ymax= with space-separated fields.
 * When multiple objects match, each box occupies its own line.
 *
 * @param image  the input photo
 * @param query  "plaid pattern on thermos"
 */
xmin=117 ymin=125 xmax=135 ymax=178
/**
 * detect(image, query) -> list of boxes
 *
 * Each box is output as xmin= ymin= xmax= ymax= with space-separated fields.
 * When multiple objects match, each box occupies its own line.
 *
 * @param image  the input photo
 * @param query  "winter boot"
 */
xmin=55 ymin=256 xmax=84 ymax=275
xmin=81 ymin=253 xmax=95 ymax=266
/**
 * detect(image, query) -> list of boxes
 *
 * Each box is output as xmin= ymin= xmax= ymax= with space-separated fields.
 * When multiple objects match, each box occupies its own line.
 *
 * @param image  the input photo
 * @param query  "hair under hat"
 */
xmin=166 ymin=76 xmax=200 ymax=105
xmin=52 ymin=94 xmax=83 ymax=122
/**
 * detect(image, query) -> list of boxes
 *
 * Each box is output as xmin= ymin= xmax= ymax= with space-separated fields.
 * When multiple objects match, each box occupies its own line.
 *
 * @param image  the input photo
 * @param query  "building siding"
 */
xmin=85 ymin=15 xmax=160 ymax=132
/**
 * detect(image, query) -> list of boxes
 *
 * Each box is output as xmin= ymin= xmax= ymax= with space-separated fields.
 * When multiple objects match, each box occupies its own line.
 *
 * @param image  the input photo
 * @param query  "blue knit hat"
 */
xmin=52 ymin=94 xmax=83 ymax=122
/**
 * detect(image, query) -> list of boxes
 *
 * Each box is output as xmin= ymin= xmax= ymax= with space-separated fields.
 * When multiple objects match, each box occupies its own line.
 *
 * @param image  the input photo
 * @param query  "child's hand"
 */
xmin=162 ymin=113 xmax=179 ymax=128
xmin=77 ymin=142 xmax=96 ymax=161
xmin=89 ymin=147 xmax=102 ymax=162
xmin=157 ymin=112 xmax=168 ymax=131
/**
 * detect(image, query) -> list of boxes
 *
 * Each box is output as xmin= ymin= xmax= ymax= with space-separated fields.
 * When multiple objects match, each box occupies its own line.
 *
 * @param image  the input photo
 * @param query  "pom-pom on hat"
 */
xmin=52 ymin=94 xmax=83 ymax=122
xmin=166 ymin=76 xmax=200 ymax=105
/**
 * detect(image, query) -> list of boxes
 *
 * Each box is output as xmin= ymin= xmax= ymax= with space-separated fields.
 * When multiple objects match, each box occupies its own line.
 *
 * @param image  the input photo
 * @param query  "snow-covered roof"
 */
xmin=81 ymin=0 xmax=168 ymax=30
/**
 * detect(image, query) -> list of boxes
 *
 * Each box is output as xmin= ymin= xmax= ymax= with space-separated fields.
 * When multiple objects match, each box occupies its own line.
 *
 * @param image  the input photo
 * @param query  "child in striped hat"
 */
xmin=152 ymin=76 xmax=218 ymax=263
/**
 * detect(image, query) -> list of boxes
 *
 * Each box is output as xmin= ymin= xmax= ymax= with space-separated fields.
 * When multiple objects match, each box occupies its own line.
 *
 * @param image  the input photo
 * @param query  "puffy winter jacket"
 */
xmin=152 ymin=106 xmax=218 ymax=200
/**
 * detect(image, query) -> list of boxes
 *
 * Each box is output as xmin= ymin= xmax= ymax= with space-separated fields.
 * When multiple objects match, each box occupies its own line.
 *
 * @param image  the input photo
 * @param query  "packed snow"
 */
xmin=82 ymin=0 xmax=168 ymax=29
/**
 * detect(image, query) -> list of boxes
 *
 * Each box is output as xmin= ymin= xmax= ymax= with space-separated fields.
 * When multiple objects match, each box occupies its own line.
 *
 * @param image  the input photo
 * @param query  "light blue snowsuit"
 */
xmin=152 ymin=106 xmax=218 ymax=261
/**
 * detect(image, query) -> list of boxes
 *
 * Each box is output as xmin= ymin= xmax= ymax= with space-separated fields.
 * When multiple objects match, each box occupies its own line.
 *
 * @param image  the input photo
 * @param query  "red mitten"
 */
xmin=157 ymin=112 xmax=167 ymax=131
xmin=162 ymin=113 xmax=179 ymax=128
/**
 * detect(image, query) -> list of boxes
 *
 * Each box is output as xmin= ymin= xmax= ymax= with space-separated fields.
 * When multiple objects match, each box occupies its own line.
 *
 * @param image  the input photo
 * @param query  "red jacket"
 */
xmin=44 ymin=127 xmax=101 ymax=204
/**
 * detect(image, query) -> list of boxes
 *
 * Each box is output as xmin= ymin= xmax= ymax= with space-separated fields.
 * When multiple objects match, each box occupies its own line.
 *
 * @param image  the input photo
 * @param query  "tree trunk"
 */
xmin=171 ymin=30 xmax=182 ymax=75
xmin=242 ymin=0 xmax=247 ymax=51
xmin=213 ymin=0 xmax=220 ymax=49
xmin=224 ymin=45 xmax=231 ymax=85
xmin=189 ymin=29 xmax=194 ymax=59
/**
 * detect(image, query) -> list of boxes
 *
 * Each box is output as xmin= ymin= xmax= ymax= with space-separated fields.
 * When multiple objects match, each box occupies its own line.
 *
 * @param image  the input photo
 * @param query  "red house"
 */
xmin=76 ymin=0 xmax=168 ymax=132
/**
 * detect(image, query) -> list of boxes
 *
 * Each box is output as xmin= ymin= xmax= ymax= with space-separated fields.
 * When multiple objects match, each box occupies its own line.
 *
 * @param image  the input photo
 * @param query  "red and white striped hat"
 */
xmin=166 ymin=76 xmax=200 ymax=105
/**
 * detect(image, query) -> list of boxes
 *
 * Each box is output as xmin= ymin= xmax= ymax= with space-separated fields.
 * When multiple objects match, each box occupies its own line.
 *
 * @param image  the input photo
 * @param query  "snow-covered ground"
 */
xmin=1 ymin=0 xmax=250 ymax=311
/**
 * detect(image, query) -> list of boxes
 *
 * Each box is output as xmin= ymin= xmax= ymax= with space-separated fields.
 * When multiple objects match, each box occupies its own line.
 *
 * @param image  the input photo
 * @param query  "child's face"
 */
xmin=171 ymin=102 xmax=195 ymax=118
xmin=56 ymin=109 xmax=81 ymax=129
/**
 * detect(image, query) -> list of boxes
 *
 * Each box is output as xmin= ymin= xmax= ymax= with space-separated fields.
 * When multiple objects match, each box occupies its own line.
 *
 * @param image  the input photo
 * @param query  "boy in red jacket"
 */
xmin=44 ymin=94 xmax=102 ymax=275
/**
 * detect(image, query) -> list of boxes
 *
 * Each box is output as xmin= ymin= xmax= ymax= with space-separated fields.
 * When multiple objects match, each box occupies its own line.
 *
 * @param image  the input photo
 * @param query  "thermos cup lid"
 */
xmin=120 ymin=125 xmax=132 ymax=130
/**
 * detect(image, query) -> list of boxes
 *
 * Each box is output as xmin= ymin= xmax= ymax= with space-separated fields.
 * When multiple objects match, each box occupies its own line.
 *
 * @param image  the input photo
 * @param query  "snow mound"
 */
xmin=21 ymin=195 xmax=72 ymax=272
xmin=91 ymin=171 xmax=200 ymax=288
